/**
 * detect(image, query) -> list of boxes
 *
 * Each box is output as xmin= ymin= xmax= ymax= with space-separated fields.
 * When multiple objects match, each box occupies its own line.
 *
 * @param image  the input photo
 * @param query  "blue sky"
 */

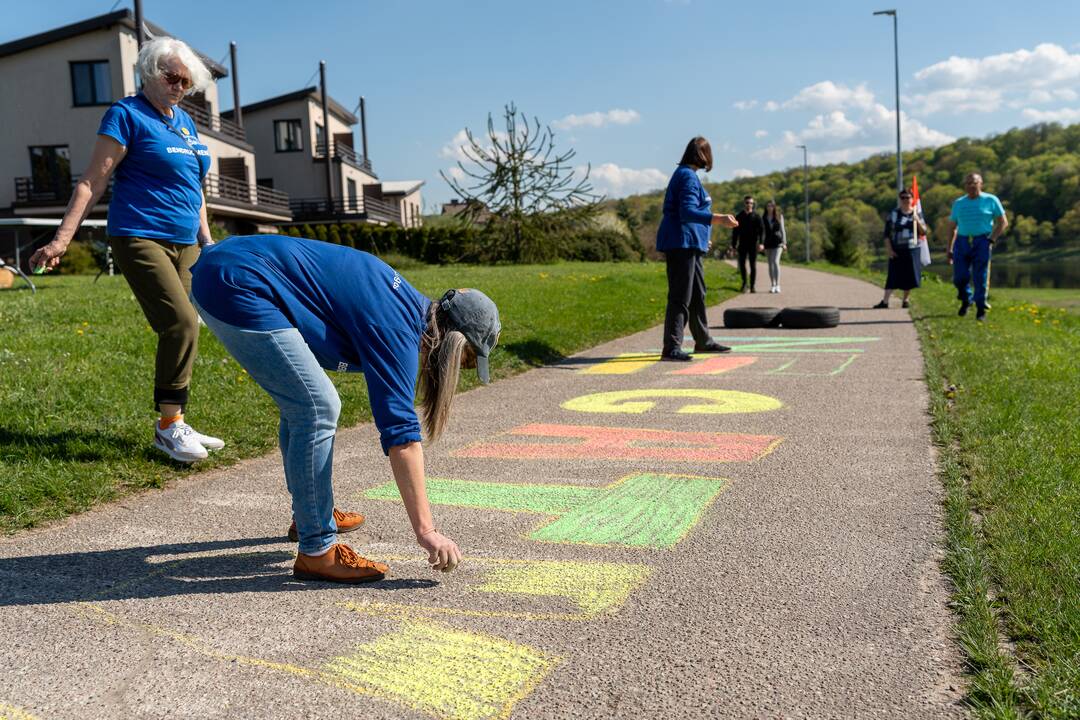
xmin=6 ymin=0 xmax=1080 ymax=209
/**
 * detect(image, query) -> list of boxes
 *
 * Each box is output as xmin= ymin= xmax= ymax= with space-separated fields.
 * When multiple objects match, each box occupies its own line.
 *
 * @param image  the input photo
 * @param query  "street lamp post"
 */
xmin=874 ymin=9 xmax=903 ymax=194
xmin=796 ymin=144 xmax=810 ymax=263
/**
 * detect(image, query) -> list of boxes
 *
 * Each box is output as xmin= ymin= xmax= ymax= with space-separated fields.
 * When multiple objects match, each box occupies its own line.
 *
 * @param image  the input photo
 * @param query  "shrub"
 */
xmin=56 ymin=240 xmax=100 ymax=275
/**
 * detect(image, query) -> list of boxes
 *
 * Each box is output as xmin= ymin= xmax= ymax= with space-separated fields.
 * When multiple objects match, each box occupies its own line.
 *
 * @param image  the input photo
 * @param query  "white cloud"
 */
xmin=754 ymin=129 xmax=769 ymax=138
xmin=734 ymin=100 xmax=758 ymax=111
xmin=763 ymin=100 xmax=780 ymax=112
xmin=756 ymin=104 xmax=954 ymax=164
xmin=732 ymin=168 xmax=755 ymax=179
xmin=552 ymin=109 xmax=640 ymax=130
xmin=909 ymin=43 xmax=1080 ymax=115
xmin=780 ymin=81 xmax=876 ymax=112
xmin=582 ymin=163 xmax=668 ymax=198
xmin=439 ymin=129 xmax=472 ymax=161
xmin=1021 ymin=107 xmax=1080 ymax=123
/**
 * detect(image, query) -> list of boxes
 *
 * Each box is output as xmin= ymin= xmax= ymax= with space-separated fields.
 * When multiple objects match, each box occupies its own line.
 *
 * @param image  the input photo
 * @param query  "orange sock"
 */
xmin=159 ymin=414 xmax=183 ymax=430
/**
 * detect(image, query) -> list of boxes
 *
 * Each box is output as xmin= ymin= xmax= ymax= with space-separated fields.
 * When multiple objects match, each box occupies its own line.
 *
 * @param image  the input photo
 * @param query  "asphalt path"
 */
xmin=1 ymin=262 xmax=964 ymax=719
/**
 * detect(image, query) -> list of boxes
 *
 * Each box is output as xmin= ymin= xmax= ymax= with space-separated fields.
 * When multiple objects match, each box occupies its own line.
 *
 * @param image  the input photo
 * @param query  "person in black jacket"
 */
xmin=731 ymin=196 xmax=764 ymax=292
xmin=761 ymin=200 xmax=787 ymax=293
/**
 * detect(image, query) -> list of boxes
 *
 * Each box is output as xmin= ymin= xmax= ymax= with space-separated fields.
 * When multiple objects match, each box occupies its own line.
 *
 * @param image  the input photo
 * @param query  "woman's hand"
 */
xmin=28 ymin=237 xmax=70 ymax=273
xmin=712 ymin=213 xmax=739 ymax=228
xmin=417 ymin=529 xmax=462 ymax=572
xmin=757 ymin=244 xmax=765 ymax=253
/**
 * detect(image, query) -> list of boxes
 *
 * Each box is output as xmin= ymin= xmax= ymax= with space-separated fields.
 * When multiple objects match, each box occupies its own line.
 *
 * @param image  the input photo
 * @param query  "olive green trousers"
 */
xmin=109 ymin=236 xmax=201 ymax=410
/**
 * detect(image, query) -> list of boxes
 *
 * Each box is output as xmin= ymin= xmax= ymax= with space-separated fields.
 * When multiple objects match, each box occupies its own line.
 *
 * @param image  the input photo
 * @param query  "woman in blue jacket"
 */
xmin=191 ymin=235 xmax=501 ymax=584
xmin=655 ymin=137 xmax=739 ymax=361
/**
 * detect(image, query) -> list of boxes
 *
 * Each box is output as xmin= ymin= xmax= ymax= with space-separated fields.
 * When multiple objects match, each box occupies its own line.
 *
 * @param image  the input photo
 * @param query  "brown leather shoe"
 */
xmin=293 ymin=543 xmax=388 ymax=584
xmin=287 ymin=508 xmax=365 ymax=542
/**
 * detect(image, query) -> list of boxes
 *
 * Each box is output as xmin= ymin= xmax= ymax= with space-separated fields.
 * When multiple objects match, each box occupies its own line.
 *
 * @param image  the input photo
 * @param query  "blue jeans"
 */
xmin=192 ymin=297 xmax=340 ymax=554
xmin=953 ymin=234 xmax=992 ymax=309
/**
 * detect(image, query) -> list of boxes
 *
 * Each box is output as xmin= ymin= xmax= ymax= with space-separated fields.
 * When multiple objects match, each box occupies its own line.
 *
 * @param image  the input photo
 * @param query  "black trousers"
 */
xmin=737 ymin=244 xmax=758 ymax=290
xmin=663 ymin=248 xmax=711 ymax=354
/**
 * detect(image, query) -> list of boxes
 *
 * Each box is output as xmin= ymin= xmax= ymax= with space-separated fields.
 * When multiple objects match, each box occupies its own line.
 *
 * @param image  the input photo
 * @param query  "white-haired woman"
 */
xmin=30 ymin=37 xmax=224 ymax=462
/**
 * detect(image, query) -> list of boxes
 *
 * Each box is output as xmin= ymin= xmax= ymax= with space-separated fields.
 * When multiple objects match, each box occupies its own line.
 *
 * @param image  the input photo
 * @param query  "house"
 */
xmin=0 ymin=9 xmax=291 ymax=232
xmin=223 ymin=88 xmax=423 ymax=228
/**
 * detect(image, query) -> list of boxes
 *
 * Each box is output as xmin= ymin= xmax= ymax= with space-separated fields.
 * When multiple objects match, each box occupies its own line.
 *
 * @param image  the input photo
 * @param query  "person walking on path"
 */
xmin=28 ymin=37 xmax=223 ymax=463
xmin=762 ymin=200 xmax=787 ymax=293
xmin=874 ymin=189 xmax=928 ymax=309
xmin=947 ymin=173 xmax=1007 ymax=321
xmin=656 ymin=137 xmax=739 ymax=362
xmin=731 ymin=195 xmax=764 ymax=293
xmin=190 ymin=234 xmax=501 ymax=583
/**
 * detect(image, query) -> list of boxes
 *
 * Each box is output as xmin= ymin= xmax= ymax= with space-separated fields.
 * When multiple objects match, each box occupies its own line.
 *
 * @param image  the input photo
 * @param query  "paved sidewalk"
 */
xmin=1 ymin=262 xmax=963 ymax=719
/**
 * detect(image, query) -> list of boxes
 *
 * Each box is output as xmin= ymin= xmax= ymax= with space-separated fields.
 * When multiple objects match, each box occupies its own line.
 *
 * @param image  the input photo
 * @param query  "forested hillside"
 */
xmin=613 ymin=123 xmax=1080 ymax=262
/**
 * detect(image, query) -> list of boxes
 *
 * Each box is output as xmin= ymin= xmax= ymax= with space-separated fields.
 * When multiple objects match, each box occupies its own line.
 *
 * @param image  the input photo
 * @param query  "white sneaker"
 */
xmin=188 ymin=424 xmax=225 ymax=451
xmin=775 ymin=285 xmax=781 ymax=293
xmin=154 ymin=419 xmax=208 ymax=463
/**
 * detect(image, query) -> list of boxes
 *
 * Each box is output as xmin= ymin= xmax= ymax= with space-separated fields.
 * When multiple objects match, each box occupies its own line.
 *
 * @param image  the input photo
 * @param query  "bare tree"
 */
xmin=441 ymin=102 xmax=603 ymax=262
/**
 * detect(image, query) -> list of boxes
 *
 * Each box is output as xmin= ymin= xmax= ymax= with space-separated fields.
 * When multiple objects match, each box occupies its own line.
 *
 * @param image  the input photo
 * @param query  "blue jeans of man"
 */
xmin=191 ymin=297 xmax=340 ymax=555
xmin=953 ymin=234 xmax=992 ymax=309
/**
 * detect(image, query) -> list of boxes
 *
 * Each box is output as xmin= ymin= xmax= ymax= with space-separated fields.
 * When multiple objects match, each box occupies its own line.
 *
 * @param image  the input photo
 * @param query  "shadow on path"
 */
xmin=0 ymin=537 xmax=438 ymax=606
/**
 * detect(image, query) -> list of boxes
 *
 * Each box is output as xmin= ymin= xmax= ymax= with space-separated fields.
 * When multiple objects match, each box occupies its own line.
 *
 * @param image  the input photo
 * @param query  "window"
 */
xmin=29 ymin=145 xmax=72 ymax=196
xmin=70 ymin=61 xmax=111 ymax=106
xmin=346 ymin=178 xmax=358 ymax=212
xmin=274 ymin=120 xmax=303 ymax=152
xmin=315 ymin=122 xmax=325 ymax=153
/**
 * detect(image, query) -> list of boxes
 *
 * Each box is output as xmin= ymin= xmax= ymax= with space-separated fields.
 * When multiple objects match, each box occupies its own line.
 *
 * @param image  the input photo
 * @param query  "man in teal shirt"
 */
xmin=947 ymin=173 xmax=1008 ymax=321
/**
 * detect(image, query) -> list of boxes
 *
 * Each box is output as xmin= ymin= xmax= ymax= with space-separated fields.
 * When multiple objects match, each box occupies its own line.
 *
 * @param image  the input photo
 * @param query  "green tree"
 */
xmin=440 ymin=102 xmax=602 ymax=262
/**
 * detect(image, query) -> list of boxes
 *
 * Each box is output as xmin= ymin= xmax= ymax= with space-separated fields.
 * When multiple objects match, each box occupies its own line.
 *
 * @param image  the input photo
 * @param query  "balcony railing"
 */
xmin=15 ymin=175 xmax=290 ymax=218
xmin=14 ymin=177 xmax=112 ymax=205
xmin=203 ymin=173 xmax=291 ymax=215
xmin=289 ymin=194 xmax=400 ymax=225
xmin=314 ymin=141 xmax=374 ymax=173
xmin=179 ymin=99 xmax=246 ymax=143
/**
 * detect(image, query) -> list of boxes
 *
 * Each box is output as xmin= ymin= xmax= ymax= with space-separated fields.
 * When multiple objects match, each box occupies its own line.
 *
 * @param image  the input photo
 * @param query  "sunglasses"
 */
xmin=161 ymin=71 xmax=193 ymax=90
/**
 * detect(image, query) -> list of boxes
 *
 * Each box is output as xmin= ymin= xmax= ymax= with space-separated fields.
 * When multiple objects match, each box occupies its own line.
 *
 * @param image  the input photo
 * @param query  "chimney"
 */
xmin=229 ymin=42 xmax=242 ymax=127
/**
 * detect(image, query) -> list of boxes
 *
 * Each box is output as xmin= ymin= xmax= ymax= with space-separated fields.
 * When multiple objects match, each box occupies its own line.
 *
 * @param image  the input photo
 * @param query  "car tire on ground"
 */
xmin=723 ymin=307 xmax=783 ymax=328
xmin=778 ymin=306 xmax=840 ymax=329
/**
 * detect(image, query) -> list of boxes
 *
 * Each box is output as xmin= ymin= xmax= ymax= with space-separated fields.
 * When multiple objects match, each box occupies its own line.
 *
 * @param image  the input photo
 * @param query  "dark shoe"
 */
xmin=293 ymin=543 xmax=387 ymax=584
xmin=873 ymin=301 xmax=888 ymax=309
xmin=749 ymin=287 xmax=756 ymax=293
xmin=902 ymin=300 xmax=910 ymax=309
xmin=288 ymin=508 xmax=365 ymax=542
xmin=958 ymin=301 xmax=970 ymax=317
xmin=660 ymin=349 xmax=692 ymax=362
xmin=976 ymin=307 xmax=987 ymax=321
xmin=694 ymin=342 xmax=731 ymax=353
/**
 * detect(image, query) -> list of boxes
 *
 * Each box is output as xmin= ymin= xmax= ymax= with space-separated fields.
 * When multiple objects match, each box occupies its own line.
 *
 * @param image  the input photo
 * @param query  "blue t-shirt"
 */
xmin=190 ymin=235 xmax=432 ymax=454
xmin=655 ymin=165 xmax=713 ymax=252
xmin=98 ymin=94 xmax=210 ymax=244
xmin=949 ymin=193 xmax=1005 ymax=237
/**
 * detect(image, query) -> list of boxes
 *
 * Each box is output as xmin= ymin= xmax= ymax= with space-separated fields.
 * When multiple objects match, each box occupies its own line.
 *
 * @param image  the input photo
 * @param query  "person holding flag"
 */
xmin=874 ymin=186 xmax=928 ymax=309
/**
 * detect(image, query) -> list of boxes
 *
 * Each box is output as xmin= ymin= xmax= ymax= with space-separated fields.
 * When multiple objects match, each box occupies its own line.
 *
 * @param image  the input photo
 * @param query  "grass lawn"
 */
xmin=0 ymin=260 xmax=740 ymax=534
xmin=814 ymin=261 xmax=1080 ymax=717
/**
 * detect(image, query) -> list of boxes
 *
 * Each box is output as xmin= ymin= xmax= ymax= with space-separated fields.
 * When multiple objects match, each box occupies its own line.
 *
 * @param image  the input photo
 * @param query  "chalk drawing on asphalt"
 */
xmin=670 ymin=355 xmax=759 ymax=375
xmin=323 ymin=619 xmax=558 ymax=720
xmin=0 ymin=703 xmax=41 ymax=720
xmin=452 ymin=423 xmax=781 ymax=463
xmin=561 ymin=388 xmax=782 ymax=415
xmin=365 ymin=472 xmax=731 ymax=549
xmin=580 ymin=352 xmax=662 ymax=375
xmin=70 ymin=603 xmax=554 ymax=720
xmin=342 ymin=557 xmax=651 ymax=622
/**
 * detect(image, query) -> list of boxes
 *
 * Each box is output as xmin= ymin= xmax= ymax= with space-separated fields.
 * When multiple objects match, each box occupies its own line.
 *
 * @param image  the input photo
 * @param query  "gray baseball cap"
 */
xmin=438 ymin=288 xmax=501 ymax=384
